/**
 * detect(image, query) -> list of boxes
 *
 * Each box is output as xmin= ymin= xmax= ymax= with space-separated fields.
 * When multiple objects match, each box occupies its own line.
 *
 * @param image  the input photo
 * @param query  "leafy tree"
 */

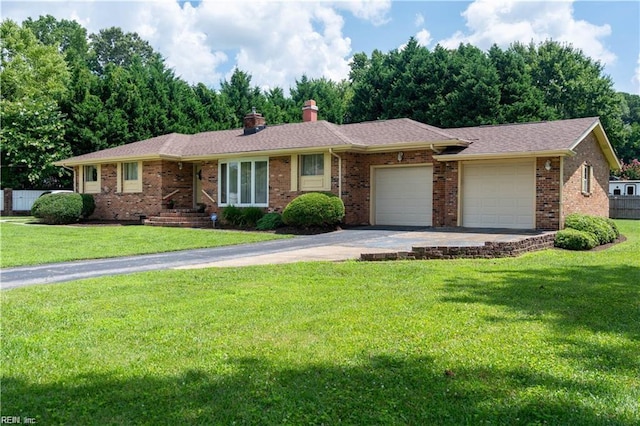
xmin=220 ymin=69 xmax=265 ymax=128
xmin=291 ymin=75 xmax=350 ymax=123
xmin=1 ymin=98 xmax=71 ymax=188
xmin=263 ymin=87 xmax=297 ymax=125
xmin=89 ymin=27 xmax=156 ymax=74
xmin=525 ymin=40 xmax=624 ymax=154
xmin=488 ymin=43 xmax=555 ymax=123
xmin=348 ymin=49 xmax=392 ymax=122
xmin=617 ymin=93 xmax=640 ymax=162
xmin=23 ymin=15 xmax=91 ymax=65
xmin=0 ymin=19 xmax=69 ymax=102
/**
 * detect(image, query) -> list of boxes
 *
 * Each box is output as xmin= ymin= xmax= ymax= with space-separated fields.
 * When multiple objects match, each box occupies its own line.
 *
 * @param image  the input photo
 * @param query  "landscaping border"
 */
xmin=361 ymin=233 xmax=557 ymax=261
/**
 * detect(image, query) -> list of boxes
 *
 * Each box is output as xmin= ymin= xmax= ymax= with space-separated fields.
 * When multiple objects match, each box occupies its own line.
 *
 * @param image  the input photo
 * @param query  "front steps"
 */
xmin=144 ymin=209 xmax=212 ymax=228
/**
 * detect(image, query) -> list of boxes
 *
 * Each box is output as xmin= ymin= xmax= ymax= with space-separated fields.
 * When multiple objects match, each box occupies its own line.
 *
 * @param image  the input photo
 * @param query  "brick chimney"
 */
xmin=302 ymin=99 xmax=318 ymax=122
xmin=243 ymin=107 xmax=266 ymax=135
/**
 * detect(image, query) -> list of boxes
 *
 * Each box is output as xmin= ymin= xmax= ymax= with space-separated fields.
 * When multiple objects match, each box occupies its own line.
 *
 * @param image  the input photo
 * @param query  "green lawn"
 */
xmin=0 ymin=219 xmax=288 ymax=268
xmin=1 ymin=220 xmax=639 ymax=424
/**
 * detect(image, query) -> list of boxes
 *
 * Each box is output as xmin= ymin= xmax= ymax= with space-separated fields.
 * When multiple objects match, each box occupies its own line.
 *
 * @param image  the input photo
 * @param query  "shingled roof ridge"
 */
xmin=399 ymin=117 xmax=465 ymax=141
xmin=157 ymin=132 xmax=191 ymax=156
xmin=318 ymin=120 xmax=361 ymax=146
xmin=450 ymin=116 xmax=600 ymax=131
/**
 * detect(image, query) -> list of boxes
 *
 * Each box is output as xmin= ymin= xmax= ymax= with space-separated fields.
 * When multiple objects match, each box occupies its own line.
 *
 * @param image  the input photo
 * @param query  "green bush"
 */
xmin=221 ymin=205 xmax=244 ymax=226
xmin=554 ymin=228 xmax=599 ymax=250
xmin=564 ymin=214 xmax=616 ymax=245
xmin=241 ymin=207 xmax=265 ymax=228
xmin=81 ymin=194 xmax=96 ymax=218
xmin=604 ymin=217 xmax=620 ymax=239
xmin=256 ymin=213 xmax=284 ymax=230
xmin=282 ymin=192 xmax=345 ymax=227
xmin=31 ymin=193 xmax=83 ymax=225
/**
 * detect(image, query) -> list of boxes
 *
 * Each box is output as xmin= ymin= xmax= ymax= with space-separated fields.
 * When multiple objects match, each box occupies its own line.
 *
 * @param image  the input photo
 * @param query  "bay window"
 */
xmin=219 ymin=158 xmax=268 ymax=206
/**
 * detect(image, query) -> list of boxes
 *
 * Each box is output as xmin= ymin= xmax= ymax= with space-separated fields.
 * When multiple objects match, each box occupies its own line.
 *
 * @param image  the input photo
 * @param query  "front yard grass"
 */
xmin=0 ymin=219 xmax=289 ymax=268
xmin=1 ymin=220 xmax=638 ymax=424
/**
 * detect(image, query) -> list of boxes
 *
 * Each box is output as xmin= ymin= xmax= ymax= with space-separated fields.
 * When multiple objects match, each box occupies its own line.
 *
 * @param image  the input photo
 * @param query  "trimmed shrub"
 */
xmin=555 ymin=228 xmax=599 ymax=250
xmin=604 ymin=217 xmax=620 ymax=239
xmin=221 ymin=205 xmax=244 ymax=226
xmin=564 ymin=214 xmax=616 ymax=245
xmin=31 ymin=193 xmax=83 ymax=225
xmin=256 ymin=213 xmax=284 ymax=230
xmin=241 ymin=207 xmax=265 ymax=228
xmin=81 ymin=194 xmax=96 ymax=218
xmin=282 ymin=192 xmax=345 ymax=227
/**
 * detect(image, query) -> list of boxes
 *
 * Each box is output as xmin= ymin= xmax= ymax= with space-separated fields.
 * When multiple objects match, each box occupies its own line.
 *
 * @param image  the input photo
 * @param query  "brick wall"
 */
xmin=88 ymin=161 xmax=196 ymax=221
xmin=341 ymin=150 xmax=439 ymax=225
xmin=561 ymin=132 xmax=611 ymax=225
xmin=535 ymin=157 xmax=562 ymax=230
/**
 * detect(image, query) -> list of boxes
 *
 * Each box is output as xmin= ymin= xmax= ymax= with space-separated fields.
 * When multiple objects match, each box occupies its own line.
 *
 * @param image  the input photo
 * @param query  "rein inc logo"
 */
xmin=1 ymin=417 xmax=37 ymax=424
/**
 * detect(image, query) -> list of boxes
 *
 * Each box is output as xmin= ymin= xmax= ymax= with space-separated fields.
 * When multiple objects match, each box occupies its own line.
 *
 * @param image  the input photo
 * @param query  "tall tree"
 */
xmin=89 ymin=27 xmax=156 ymax=74
xmin=291 ymin=75 xmax=350 ymax=123
xmin=1 ymin=98 xmax=70 ymax=188
xmin=220 ymin=69 xmax=264 ymax=128
xmin=488 ymin=43 xmax=555 ymax=123
xmin=0 ymin=19 xmax=71 ymax=188
xmin=526 ymin=40 xmax=625 ymax=159
xmin=0 ymin=19 xmax=69 ymax=102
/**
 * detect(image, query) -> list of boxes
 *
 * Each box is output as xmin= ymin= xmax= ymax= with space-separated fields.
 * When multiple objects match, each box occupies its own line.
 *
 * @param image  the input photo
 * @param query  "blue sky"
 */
xmin=3 ymin=1 xmax=639 ymax=94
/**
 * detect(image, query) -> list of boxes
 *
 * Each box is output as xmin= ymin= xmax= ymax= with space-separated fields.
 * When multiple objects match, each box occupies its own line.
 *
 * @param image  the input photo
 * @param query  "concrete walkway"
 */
xmin=1 ymin=227 xmax=545 ymax=289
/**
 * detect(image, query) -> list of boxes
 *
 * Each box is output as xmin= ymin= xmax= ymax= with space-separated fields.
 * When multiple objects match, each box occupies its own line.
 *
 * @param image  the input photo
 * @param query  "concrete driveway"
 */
xmin=1 ymin=227 xmax=544 ymax=289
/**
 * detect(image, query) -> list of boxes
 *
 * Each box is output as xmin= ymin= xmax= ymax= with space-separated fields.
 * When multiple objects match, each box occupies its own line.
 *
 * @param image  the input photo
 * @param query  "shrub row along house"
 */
xmin=54 ymin=100 xmax=620 ymax=230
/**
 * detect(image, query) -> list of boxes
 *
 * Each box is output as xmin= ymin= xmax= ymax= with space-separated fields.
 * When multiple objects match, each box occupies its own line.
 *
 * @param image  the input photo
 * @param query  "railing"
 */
xmin=609 ymin=195 xmax=640 ymax=219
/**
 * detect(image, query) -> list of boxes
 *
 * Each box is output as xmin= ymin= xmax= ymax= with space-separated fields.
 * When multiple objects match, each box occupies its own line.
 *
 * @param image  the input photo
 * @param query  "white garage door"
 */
xmin=374 ymin=166 xmax=433 ymax=226
xmin=462 ymin=160 xmax=534 ymax=229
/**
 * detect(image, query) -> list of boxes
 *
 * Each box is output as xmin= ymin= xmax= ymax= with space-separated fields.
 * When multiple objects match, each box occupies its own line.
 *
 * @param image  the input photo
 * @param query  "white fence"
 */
xmin=12 ymin=190 xmax=48 ymax=211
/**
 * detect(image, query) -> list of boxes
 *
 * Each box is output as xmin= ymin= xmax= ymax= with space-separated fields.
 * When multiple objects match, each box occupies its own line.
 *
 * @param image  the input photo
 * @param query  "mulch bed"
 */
xmin=590 ymin=235 xmax=627 ymax=251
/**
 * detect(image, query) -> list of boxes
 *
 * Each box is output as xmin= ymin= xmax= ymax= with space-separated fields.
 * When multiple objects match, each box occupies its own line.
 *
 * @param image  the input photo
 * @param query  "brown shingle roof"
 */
xmin=56 ymin=116 xmax=613 ymax=166
xmin=444 ymin=116 xmax=600 ymax=156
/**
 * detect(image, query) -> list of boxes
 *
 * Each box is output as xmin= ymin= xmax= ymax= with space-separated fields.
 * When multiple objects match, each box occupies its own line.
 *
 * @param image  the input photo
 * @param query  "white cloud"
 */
xmin=414 ymin=12 xmax=424 ymax=27
xmin=439 ymin=0 xmax=616 ymax=66
xmin=1 ymin=0 xmax=381 ymax=92
xmin=338 ymin=0 xmax=391 ymax=26
xmin=415 ymin=29 xmax=432 ymax=47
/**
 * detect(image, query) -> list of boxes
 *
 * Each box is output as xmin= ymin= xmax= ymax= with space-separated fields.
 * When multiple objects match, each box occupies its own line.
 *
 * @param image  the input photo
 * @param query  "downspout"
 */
xmin=61 ymin=165 xmax=76 ymax=192
xmin=329 ymin=149 xmax=342 ymax=200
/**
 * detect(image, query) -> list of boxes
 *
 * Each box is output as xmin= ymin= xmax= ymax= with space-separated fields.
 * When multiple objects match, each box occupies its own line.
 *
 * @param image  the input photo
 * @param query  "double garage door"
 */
xmin=373 ymin=161 xmax=535 ymax=229
xmin=374 ymin=166 xmax=433 ymax=226
xmin=461 ymin=160 xmax=535 ymax=229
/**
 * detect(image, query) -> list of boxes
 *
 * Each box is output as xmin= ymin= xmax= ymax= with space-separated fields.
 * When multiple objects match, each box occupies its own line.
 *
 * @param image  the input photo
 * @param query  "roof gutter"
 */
xmin=53 ymin=153 xmax=181 ymax=167
xmin=434 ymin=149 xmax=576 ymax=162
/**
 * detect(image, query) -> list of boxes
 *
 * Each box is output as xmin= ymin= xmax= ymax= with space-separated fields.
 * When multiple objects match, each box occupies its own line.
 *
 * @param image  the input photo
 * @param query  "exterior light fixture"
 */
xmin=397 ymin=152 xmax=404 ymax=162
xmin=545 ymin=160 xmax=551 ymax=171
xmin=178 ymin=162 xmax=183 ymax=170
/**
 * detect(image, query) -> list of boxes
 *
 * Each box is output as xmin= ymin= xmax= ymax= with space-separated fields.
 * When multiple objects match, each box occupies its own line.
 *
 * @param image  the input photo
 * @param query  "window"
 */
xmin=219 ymin=158 xmax=268 ymax=206
xmin=293 ymin=153 xmax=330 ymax=191
xmin=301 ymin=154 xmax=324 ymax=176
xmin=81 ymin=164 xmax=100 ymax=193
xmin=626 ymin=185 xmax=636 ymax=195
xmin=84 ymin=165 xmax=98 ymax=182
xmin=581 ymin=163 xmax=592 ymax=195
xmin=119 ymin=161 xmax=142 ymax=193
xmin=124 ymin=162 xmax=138 ymax=181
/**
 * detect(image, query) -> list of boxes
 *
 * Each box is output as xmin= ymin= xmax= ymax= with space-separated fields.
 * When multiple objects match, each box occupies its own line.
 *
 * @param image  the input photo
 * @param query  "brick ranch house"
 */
xmin=54 ymin=100 xmax=620 ymax=230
